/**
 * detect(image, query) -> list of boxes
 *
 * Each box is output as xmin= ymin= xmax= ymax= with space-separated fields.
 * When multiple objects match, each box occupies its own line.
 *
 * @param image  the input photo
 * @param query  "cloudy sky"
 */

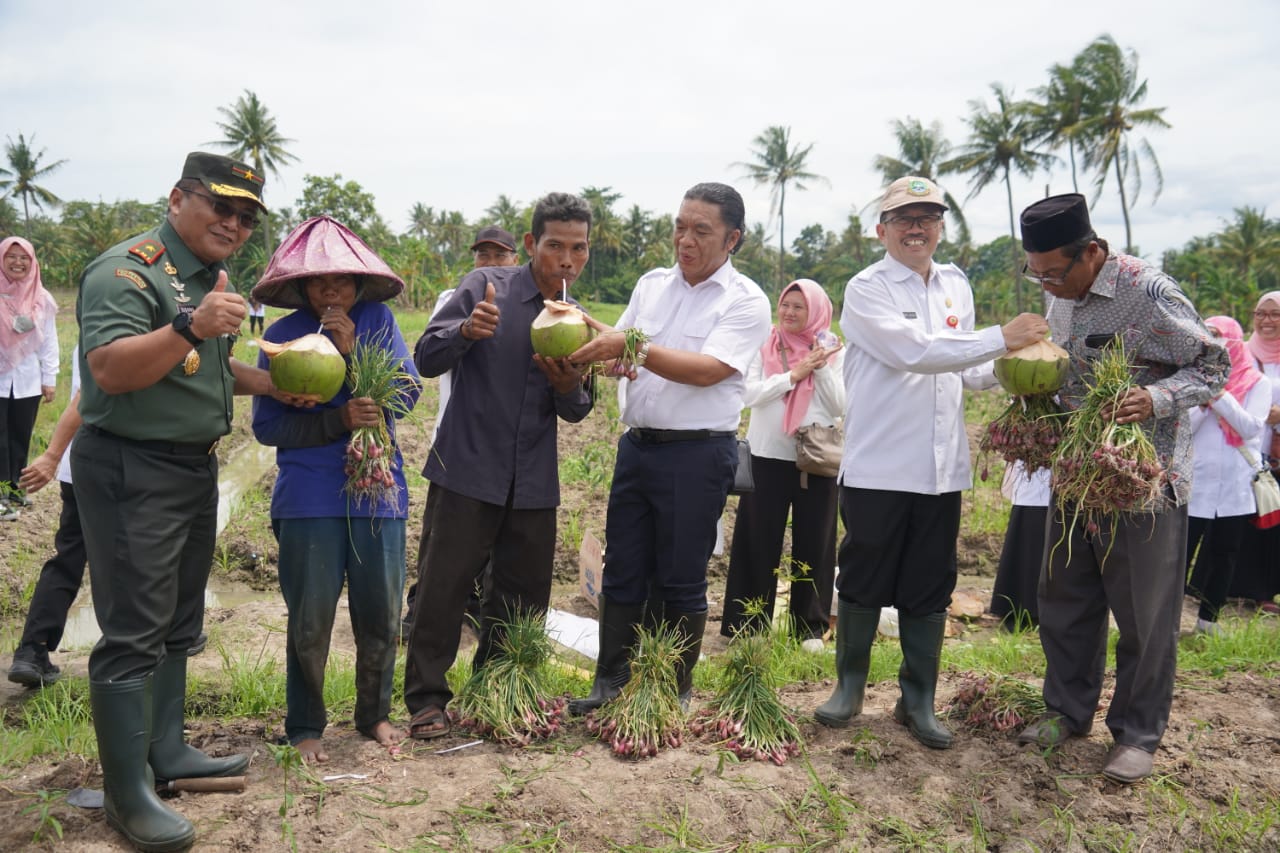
xmin=3 ymin=0 xmax=1277 ymax=264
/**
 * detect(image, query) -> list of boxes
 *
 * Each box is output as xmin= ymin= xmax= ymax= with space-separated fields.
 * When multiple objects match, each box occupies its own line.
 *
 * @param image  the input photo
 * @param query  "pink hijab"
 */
xmin=1246 ymin=291 xmax=1280 ymax=366
xmin=1206 ymin=315 xmax=1264 ymax=447
xmin=0 ymin=237 xmax=57 ymax=374
xmin=760 ymin=279 xmax=836 ymax=435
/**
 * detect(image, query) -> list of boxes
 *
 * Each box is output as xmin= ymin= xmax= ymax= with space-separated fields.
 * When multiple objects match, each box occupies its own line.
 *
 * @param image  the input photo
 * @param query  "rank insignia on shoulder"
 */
xmin=115 ymin=268 xmax=148 ymax=289
xmin=163 ymin=262 xmax=178 ymax=275
xmin=128 ymin=240 xmax=166 ymax=265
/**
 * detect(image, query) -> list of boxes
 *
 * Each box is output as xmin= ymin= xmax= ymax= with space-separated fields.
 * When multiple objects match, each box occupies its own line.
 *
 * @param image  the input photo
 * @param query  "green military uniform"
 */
xmin=74 ymin=219 xmax=237 ymax=683
xmin=70 ymin=152 xmax=266 ymax=853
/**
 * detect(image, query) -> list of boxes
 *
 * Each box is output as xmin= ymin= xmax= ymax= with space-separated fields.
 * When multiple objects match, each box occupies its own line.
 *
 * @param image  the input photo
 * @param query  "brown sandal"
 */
xmin=408 ymin=704 xmax=450 ymax=740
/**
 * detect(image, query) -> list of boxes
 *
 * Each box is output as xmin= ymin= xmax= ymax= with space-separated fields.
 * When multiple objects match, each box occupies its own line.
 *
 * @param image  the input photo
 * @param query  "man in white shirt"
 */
xmin=814 ymin=176 xmax=1047 ymax=748
xmin=567 ymin=182 xmax=771 ymax=712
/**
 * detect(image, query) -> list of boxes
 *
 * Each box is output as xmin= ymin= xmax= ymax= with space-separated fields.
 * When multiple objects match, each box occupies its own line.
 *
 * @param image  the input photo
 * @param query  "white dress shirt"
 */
xmin=742 ymin=347 xmax=846 ymax=461
xmin=1187 ymin=378 xmax=1271 ymax=518
xmin=839 ymin=254 xmax=1006 ymax=494
xmin=55 ymin=346 xmax=80 ymax=485
xmin=617 ymin=258 xmax=771 ymax=431
xmin=0 ymin=310 xmax=58 ymax=397
xmin=428 ymin=288 xmax=456 ymax=445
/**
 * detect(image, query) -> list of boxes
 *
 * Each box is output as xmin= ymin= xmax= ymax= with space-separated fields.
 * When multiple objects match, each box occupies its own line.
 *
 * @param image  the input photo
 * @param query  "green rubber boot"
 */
xmin=569 ymin=596 xmax=645 ymax=716
xmin=91 ymin=676 xmax=196 ymax=852
xmin=149 ymin=654 xmax=249 ymax=782
xmin=814 ymin=602 xmax=881 ymax=728
xmin=892 ymin=611 xmax=954 ymax=749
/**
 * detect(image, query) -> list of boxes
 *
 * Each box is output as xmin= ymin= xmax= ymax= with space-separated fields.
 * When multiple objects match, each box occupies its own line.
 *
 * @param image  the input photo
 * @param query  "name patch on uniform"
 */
xmin=902 ymin=311 xmax=918 ymax=319
xmin=115 ymin=268 xmax=147 ymax=289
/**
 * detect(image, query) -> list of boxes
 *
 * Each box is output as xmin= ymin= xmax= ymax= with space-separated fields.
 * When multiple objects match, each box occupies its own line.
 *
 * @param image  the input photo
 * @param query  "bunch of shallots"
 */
xmin=586 ymin=625 xmax=685 ymax=760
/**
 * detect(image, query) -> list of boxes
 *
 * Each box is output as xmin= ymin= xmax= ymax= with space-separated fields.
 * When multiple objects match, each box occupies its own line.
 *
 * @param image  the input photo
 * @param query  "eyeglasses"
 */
xmin=184 ymin=189 xmax=260 ymax=230
xmin=1022 ymin=245 xmax=1085 ymax=286
xmin=884 ymin=213 xmax=944 ymax=230
xmin=2 ymin=253 xmax=30 ymax=263
xmin=1255 ymin=310 xmax=1280 ymax=322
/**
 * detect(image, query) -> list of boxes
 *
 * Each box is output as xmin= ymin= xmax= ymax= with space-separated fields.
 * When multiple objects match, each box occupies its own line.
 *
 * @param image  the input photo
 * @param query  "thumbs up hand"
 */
xmin=191 ymin=270 xmax=248 ymax=340
xmin=460 ymin=280 xmax=500 ymax=340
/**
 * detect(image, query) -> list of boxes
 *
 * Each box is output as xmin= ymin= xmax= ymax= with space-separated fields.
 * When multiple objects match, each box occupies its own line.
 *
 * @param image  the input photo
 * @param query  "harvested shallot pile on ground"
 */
xmin=448 ymin=611 xmax=567 ymax=747
xmin=688 ymin=627 xmax=802 ymax=765
xmin=586 ymin=624 xmax=685 ymax=760
xmin=945 ymin=672 xmax=1046 ymax=735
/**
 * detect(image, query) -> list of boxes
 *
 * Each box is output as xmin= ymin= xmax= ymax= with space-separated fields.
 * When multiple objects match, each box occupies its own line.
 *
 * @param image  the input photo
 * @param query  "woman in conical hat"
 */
xmin=251 ymin=216 xmax=421 ymax=762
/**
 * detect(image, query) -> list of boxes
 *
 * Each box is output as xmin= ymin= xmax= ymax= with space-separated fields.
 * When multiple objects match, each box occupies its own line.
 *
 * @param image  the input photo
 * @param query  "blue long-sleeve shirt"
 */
xmin=416 ymin=264 xmax=592 ymax=509
xmin=252 ymin=300 xmax=422 ymax=519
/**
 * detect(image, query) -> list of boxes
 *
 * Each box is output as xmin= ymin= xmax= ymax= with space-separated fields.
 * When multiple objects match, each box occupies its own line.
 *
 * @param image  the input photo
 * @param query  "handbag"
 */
xmin=730 ymin=438 xmax=754 ymax=496
xmin=794 ymin=422 xmax=843 ymax=478
xmin=1235 ymin=445 xmax=1280 ymax=529
xmin=777 ymin=345 xmax=844 ymax=479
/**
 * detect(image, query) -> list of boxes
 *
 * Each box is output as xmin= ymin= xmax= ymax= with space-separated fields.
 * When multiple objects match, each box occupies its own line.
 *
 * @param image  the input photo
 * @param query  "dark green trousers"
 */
xmin=71 ymin=426 xmax=218 ymax=682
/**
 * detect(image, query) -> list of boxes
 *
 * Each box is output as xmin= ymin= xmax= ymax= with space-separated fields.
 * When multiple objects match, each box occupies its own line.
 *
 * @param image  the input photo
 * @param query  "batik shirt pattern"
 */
xmin=1046 ymin=252 xmax=1229 ymax=507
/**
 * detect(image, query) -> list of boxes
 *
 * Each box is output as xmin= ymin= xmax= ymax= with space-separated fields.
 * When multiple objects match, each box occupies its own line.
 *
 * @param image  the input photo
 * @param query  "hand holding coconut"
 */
xmin=190 ymin=271 xmax=248 ymax=340
xmin=1000 ymin=312 xmax=1050 ymax=352
xmin=460 ymin=281 xmax=500 ymax=340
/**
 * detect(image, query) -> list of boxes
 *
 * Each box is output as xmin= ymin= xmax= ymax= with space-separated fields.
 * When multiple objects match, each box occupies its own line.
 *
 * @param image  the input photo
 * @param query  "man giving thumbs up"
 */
xmin=404 ymin=192 xmax=594 ymax=740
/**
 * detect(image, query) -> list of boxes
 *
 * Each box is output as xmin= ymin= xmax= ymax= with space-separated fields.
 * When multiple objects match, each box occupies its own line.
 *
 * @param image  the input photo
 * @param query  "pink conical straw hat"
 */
xmin=251 ymin=215 xmax=405 ymax=308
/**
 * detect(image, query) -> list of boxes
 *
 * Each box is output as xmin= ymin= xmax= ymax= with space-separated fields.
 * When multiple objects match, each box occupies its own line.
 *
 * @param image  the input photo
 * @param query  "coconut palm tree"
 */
xmin=1072 ymin=35 xmax=1170 ymax=254
xmin=735 ymin=126 xmax=828 ymax=288
xmin=943 ymin=84 xmax=1056 ymax=313
xmin=407 ymin=203 xmax=436 ymax=240
xmin=483 ymin=194 xmax=525 ymax=237
xmin=1215 ymin=207 xmax=1280 ymax=285
xmin=211 ymin=90 xmax=298 ymax=255
xmin=0 ymin=133 xmax=67 ymax=237
xmin=1031 ymin=61 xmax=1091 ymax=193
xmin=872 ymin=117 xmax=970 ymax=245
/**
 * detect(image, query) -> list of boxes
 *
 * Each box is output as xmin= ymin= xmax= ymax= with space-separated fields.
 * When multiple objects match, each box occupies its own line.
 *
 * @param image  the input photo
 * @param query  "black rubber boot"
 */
xmin=149 ymin=654 xmax=249 ymax=782
xmin=813 ymin=602 xmax=881 ymax=728
xmin=665 ymin=606 xmax=708 ymax=708
xmin=569 ymin=596 xmax=645 ymax=716
xmin=892 ymin=611 xmax=954 ymax=749
xmin=92 ymin=676 xmax=196 ymax=852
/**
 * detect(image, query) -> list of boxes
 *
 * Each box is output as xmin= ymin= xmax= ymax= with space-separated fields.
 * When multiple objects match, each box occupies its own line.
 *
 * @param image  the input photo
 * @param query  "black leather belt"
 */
xmin=630 ymin=428 xmax=735 ymax=444
xmin=84 ymin=423 xmax=219 ymax=456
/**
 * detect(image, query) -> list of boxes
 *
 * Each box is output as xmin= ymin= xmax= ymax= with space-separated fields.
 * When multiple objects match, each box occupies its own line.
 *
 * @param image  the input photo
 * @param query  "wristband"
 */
xmin=634 ymin=341 xmax=650 ymax=368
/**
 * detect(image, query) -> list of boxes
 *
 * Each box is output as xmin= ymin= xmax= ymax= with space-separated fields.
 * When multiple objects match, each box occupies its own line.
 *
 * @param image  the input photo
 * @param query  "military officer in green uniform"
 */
xmin=74 ymin=151 xmax=313 ymax=852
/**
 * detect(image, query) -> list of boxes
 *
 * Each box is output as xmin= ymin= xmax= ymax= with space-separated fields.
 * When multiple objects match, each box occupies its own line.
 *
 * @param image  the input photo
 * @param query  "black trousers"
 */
xmin=71 ymin=427 xmax=216 ymax=682
xmin=722 ymin=455 xmax=836 ymax=639
xmin=0 ymin=392 xmax=40 ymax=493
xmin=836 ymin=486 xmax=961 ymax=617
xmin=17 ymin=481 xmax=88 ymax=652
xmin=1186 ymin=513 xmax=1249 ymax=623
xmin=402 ymin=483 xmax=555 ymax=714
xmin=990 ymin=505 xmax=1048 ymax=628
xmin=601 ymin=431 xmax=737 ymax=610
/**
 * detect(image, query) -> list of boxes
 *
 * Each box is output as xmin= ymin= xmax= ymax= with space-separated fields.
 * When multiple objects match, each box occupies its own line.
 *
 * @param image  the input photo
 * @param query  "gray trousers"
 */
xmin=1038 ymin=503 xmax=1187 ymax=753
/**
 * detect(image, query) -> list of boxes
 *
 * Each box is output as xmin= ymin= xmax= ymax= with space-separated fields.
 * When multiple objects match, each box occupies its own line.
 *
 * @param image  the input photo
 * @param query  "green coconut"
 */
xmin=530 ymin=300 xmax=592 ymax=359
xmin=994 ymin=339 xmax=1070 ymax=396
xmin=258 ymin=333 xmax=347 ymax=403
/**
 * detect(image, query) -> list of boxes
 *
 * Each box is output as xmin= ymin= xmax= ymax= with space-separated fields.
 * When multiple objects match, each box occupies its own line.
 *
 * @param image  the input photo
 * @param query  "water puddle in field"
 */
xmin=14 ymin=441 xmax=280 ymax=653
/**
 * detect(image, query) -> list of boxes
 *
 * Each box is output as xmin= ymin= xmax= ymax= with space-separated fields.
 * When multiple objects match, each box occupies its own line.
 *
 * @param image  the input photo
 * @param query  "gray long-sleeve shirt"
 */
xmin=415 ymin=264 xmax=592 ymax=509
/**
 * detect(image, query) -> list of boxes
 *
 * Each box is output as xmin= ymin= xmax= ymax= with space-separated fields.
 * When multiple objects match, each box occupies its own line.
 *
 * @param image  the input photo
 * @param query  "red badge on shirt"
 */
xmin=946 ymin=315 xmax=959 ymax=328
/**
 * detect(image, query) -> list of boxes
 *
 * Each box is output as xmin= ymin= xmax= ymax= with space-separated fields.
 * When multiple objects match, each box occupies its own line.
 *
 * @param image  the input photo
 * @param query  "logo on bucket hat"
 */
xmin=880 ymin=176 xmax=949 ymax=214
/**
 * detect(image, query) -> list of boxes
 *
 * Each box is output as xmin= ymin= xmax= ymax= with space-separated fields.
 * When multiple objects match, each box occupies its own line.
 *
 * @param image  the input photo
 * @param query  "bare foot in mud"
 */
xmin=371 ymin=719 xmax=406 ymax=756
xmin=295 ymin=737 xmax=329 ymax=764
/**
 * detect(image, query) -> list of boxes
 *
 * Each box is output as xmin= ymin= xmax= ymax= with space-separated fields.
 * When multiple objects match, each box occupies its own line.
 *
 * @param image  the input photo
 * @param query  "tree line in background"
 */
xmin=3 ymin=35 xmax=1277 ymax=328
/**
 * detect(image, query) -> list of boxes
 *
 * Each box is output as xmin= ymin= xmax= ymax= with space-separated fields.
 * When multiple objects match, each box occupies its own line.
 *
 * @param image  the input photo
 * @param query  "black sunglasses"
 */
xmin=184 ymin=189 xmax=261 ymax=230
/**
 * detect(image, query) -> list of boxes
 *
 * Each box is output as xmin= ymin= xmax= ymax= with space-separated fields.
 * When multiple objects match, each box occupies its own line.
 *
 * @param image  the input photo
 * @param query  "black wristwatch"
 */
xmin=172 ymin=312 xmax=203 ymax=346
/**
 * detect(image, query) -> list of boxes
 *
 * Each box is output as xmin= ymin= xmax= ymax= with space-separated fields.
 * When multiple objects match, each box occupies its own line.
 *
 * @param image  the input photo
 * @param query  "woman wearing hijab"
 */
xmin=721 ymin=279 xmax=844 ymax=648
xmin=1233 ymin=293 xmax=1280 ymax=614
xmin=1184 ymin=316 xmax=1271 ymax=634
xmin=251 ymin=216 xmax=422 ymax=763
xmin=0 ymin=237 xmax=58 ymax=519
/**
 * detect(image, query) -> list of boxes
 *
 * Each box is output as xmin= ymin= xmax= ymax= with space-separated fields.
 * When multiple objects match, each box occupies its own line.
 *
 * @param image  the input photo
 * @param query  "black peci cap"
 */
xmin=1020 ymin=193 xmax=1091 ymax=252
